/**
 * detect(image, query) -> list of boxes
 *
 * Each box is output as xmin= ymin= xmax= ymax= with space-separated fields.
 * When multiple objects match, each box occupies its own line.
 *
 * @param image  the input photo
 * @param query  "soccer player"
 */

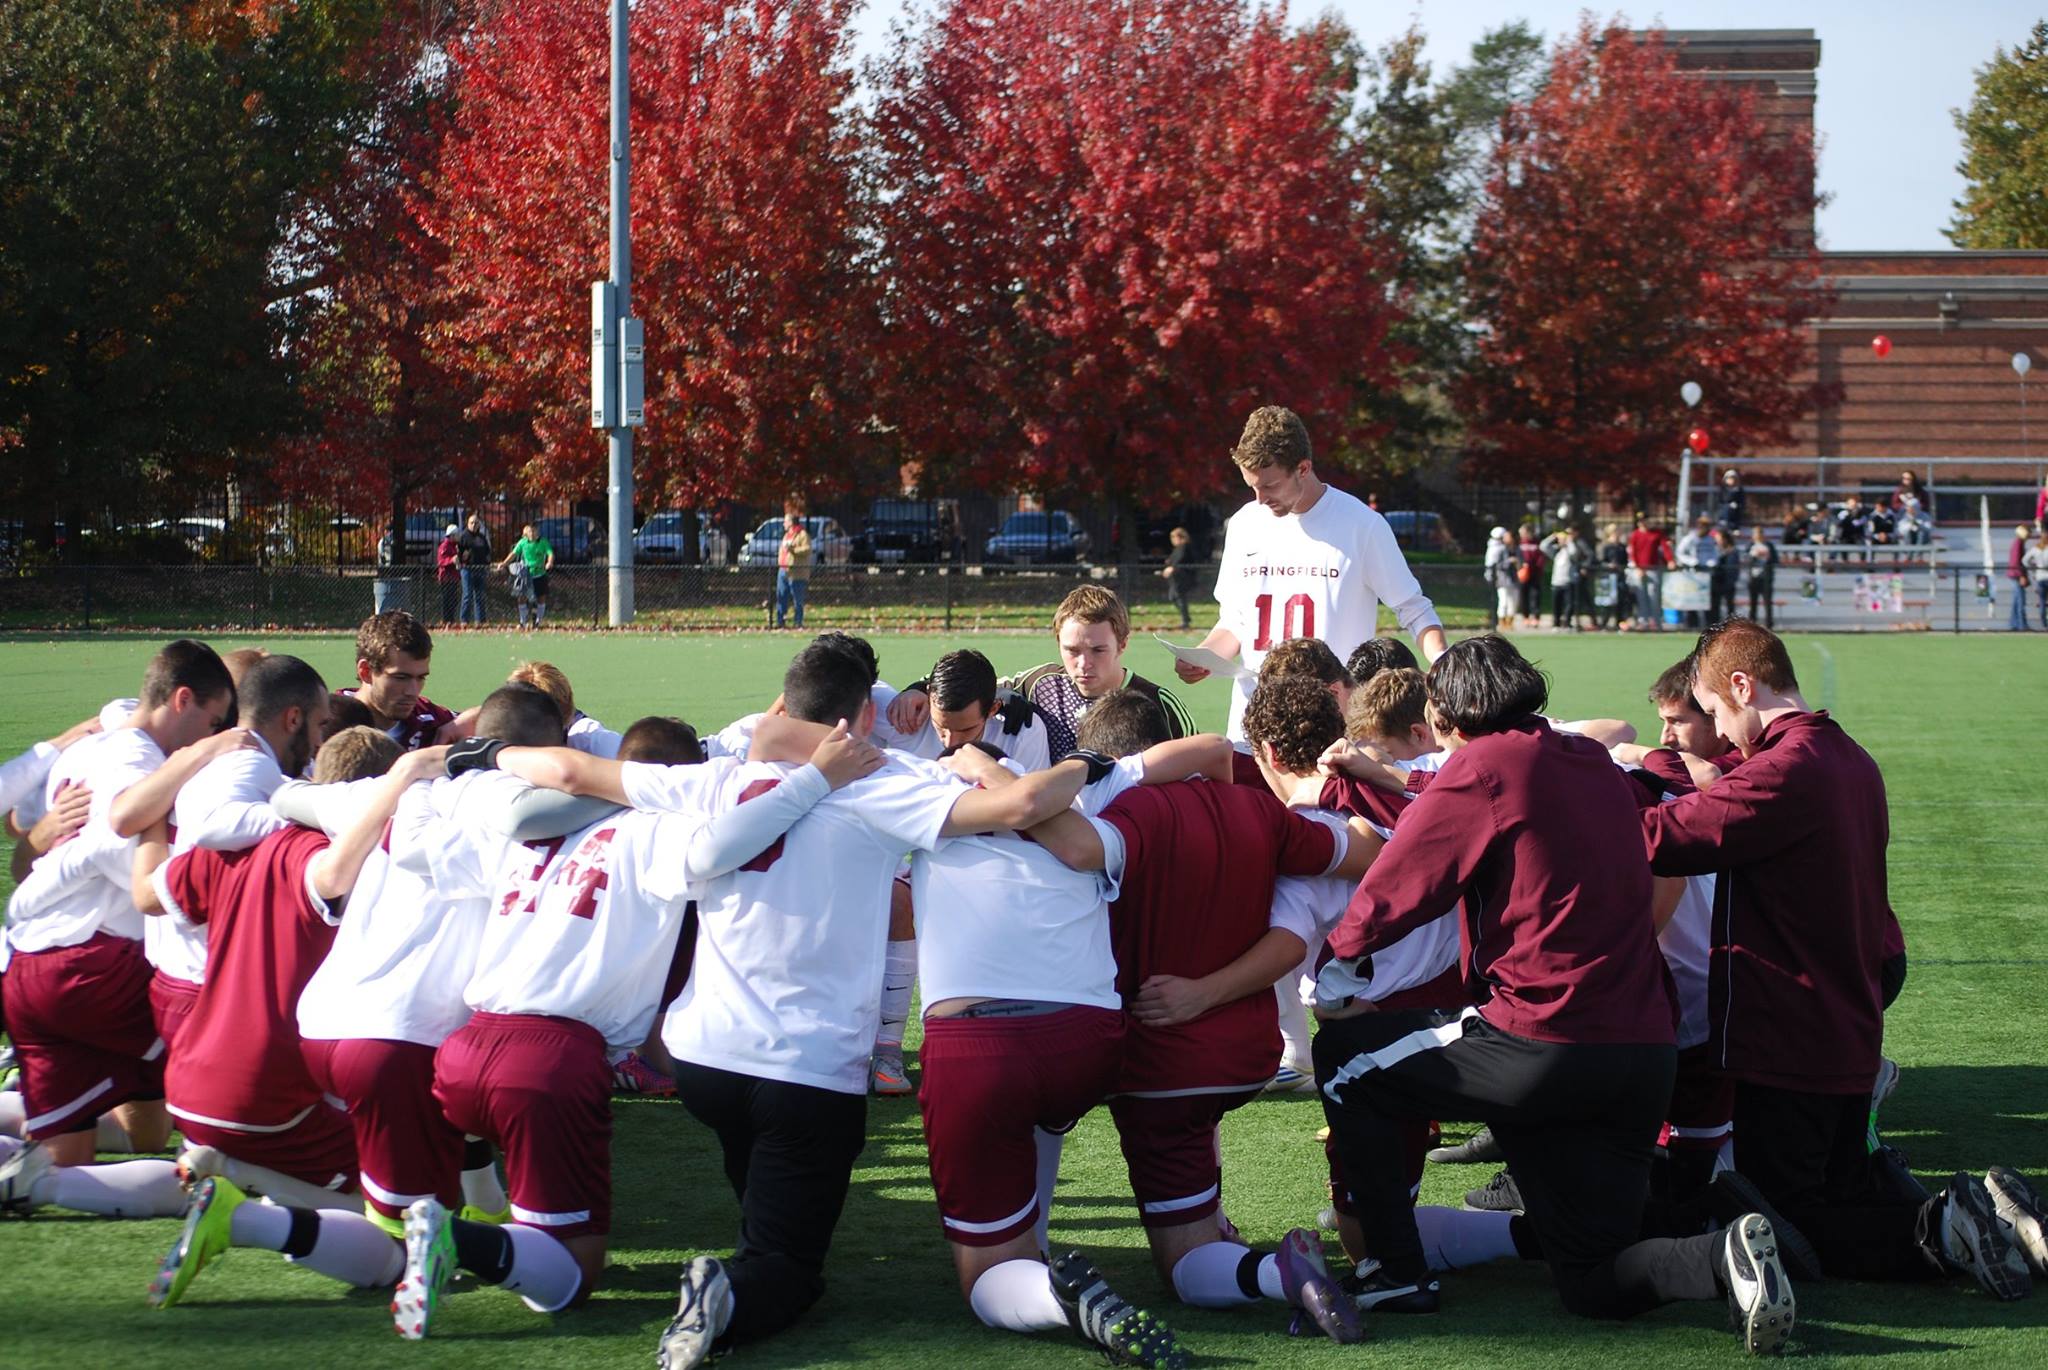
xmin=142 ymin=732 xmax=452 ymax=1311
xmin=508 ymin=660 xmax=624 ymax=758
xmin=1173 ymin=406 xmax=1444 ymax=749
xmin=888 ymin=586 xmax=1194 ymax=757
xmin=1314 ymin=635 xmax=1796 ymax=1352
xmin=344 ymin=610 xmax=456 ymax=749
xmin=0 ymin=641 xmax=237 ymax=1218
xmin=1640 ymin=620 xmax=2043 ymax=1298
xmin=1343 ymin=635 xmax=1419 ymax=688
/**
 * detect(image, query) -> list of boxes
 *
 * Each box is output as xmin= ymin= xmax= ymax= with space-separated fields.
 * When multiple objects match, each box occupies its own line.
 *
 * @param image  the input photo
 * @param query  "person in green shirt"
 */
xmin=501 ymin=523 xmax=555 ymax=628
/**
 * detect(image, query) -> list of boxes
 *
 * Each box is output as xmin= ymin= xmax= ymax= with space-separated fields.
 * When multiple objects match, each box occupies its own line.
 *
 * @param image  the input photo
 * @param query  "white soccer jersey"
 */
xmin=706 ymin=683 xmax=915 ymax=762
xmin=567 ymin=713 xmax=623 ymax=759
xmin=5 ymin=727 xmax=164 ymax=953
xmin=911 ymin=827 xmax=1119 ymax=1011
xmin=1076 ymin=754 xmax=1147 ymax=818
xmin=1292 ymin=805 xmax=1458 ymax=1005
xmin=9 ymin=699 xmax=136 ymax=829
xmin=893 ymin=705 xmax=1055 ymax=773
xmin=0 ymin=741 xmax=59 ymax=819
xmin=629 ymin=754 xmax=960 ymax=1094
xmin=1214 ymin=486 xmax=1439 ymax=741
xmin=1654 ymin=791 xmax=1715 ymax=1051
xmin=150 ymin=734 xmax=291 ymax=984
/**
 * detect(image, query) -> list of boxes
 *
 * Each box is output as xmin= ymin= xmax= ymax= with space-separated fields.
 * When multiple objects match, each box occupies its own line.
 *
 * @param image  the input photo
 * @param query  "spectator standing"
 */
xmin=1746 ymin=525 xmax=1779 ymax=627
xmin=433 ymin=524 xmax=461 ymax=625
xmin=1159 ymin=526 xmax=1196 ymax=629
xmin=1515 ymin=524 xmax=1545 ymax=628
xmin=1676 ymin=516 xmax=1718 ymax=627
xmin=2008 ymin=525 xmax=2033 ymax=631
xmin=1715 ymin=469 xmax=1747 ymax=532
xmin=1626 ymin=512 xmax=1673 ymax=630
xmin=501 ymin=522 xmax=555 ymax=628
xmin=1482 ymin=526 xmax=1515 ymax=631
xmin=1541 ymin=526 xmax=1582 ymax=630
xmin=457 ymin=514 xmax=492 ymax=625
xmin=776 ymin=514 xmax=814 ymax=629
xmin=1596 ymin=523 xmax=1631 ymax=629
xmin=1710 ymin=528 xmax=1740 ymax=623
xmin=2027 ymin=532 xmax=2048 ymax=626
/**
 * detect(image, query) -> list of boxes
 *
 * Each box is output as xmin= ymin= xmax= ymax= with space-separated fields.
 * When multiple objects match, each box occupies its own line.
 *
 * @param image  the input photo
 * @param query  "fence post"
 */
xmin=82 ymin=562 xmax=93 ymax=631
xmin=1952 ymin=565 xmax=1960 ymax=634
xmin=944 ymin=565 xmax=954 ymax=632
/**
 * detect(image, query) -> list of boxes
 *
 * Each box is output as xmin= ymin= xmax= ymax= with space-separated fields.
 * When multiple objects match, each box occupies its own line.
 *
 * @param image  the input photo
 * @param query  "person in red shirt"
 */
xmin=137 ymin=728 xmax=450 ymax=1309
xmin=344 ymin=611 xmax=457 ymax=751
xmin=1641 ymin=620 xmax=2043 ymax=1300
xmin=1626 ymin=512 xmax=1675 ymax=631
xmin=1314 ymin=635 xmax=1796 ymax=1353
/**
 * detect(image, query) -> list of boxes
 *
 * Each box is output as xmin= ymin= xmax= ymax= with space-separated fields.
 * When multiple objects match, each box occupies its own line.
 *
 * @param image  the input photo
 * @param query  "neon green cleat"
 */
xmin=149 ymin=1176 xmax=245 ymax=1309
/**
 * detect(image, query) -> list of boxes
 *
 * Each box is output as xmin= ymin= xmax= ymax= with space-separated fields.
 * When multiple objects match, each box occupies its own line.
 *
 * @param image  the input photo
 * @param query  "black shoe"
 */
xmin=1427 ymin=1125 xmax=1504 ymax=1166
xmin=1464 ymin=1168 xmax=1523 ymax=1213
xmin=1707 ymin=1172 xmax=1823 ymax=1283
xmin=1049 ymin=1250 xmax=1190 ymax=1368
xmin=1340 ymin=1265 xmax=1440 ymax=1314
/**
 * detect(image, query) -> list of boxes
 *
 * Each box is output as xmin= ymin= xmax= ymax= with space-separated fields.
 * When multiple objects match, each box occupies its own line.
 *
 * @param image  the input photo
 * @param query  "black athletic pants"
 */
xmin=674 ymin=1061 xmax=869 ymax=1344
xmin=1731 ymin=1082 xmax=1943 ymax=1282
xmin=1315 ymin=1008 xmax=1723 ymax=1318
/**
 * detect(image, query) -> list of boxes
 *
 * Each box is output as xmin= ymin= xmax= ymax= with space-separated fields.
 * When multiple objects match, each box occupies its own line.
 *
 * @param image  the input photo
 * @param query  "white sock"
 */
xmin=37 ymin=1159 xmax=186 ymax=1217
xmin=969 ymin=1258 xmax=1069 ymax=1332
xmin=229 ymin=1199 xmax=296 ymax=1250
xmin=94 ymin=1115 xmax=133 ymax=1152
xmin=0 ymin=1092 xmax=22 ymax=1137
xmin=875 ymin=939 xmax=916 ymax=1051
xmin=1032 ymin=1127 xmax=1063 ymax=1254
xmin=1169 ymin=1241 xmax=1281 ymax=1307
xmin=503 ymin=1222 xmax=584 ymax=1313
xmin=1275 ymin=980 xmax=1312 ymax=1072
xmin=1415 ymin=1205 xmax=1519 ymax=1271
xmin=211 ymin=1155 xmax=360 ymax=1213
xmin=461 ymin=1138 xmax=509 ymax=1215
xmin=291 ymin=1209 xmax=406 ymax=1287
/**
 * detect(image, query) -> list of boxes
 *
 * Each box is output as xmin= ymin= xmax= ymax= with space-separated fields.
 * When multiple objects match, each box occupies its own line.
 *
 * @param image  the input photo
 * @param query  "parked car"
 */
xmin=1381 ymin=509 xmax=1451 ymax=552
xmin=633 ymin=511 xmax=731 ymax=565
xmin=535 ymin=515 xmax=607 ymax=564
xmin=737 ymin=516 xmax=853 ymax=568
xmin=855 ymin=497 xmax=964 ymax=563
xmin=401 ymin=507 xmax=465 ymax=559
xmin=984 ymin=510 xmax=1091 ymax=564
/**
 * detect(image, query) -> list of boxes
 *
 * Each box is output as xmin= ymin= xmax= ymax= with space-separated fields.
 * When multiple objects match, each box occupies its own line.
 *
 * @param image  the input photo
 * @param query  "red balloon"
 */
xmin=1872 ymin=334 xmax=1893 ymax=359
xmin=1687 ymin=428 xmax=1710 ymax=455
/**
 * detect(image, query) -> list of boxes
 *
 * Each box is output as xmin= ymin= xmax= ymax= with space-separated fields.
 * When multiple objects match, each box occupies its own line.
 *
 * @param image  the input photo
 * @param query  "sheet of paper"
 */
xmin=1152 ymin=635 xmax=1253 ymax=680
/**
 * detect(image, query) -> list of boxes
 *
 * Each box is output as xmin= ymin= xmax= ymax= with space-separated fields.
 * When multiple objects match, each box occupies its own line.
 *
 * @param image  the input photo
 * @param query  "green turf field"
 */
xmin=1 ymin=628 xmax=2044 ymax=1367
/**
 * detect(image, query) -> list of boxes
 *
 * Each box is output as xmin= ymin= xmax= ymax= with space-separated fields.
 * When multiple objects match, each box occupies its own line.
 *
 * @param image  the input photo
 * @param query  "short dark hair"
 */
xmin=356 ymin=610 xmax=433 ymax=671
xmin=810 ymin=631 xmax=879 ymax=687
xmin=618 ymin=716 xmax=703 ymax=765
xmin=1075 ymin=689 xmax=1170 ymax=758
xmin=141 ymin=639 xmax=235 ymax=712
xmin=929 ymin=649 xmax=998 ymax=715
xmin=1648 ymin=655 xmax=1706 ymax=713
xmin=238 ymin=655 xmax=327 ymax=728
xmin=1344 ymin=636 xmax=1419 ymax=685
xmin=1244 ymin=676 xmax=1344 ymax=774
xmin=1258 ymin=637 xmax=1348 ymax=689
xmin=1425 ymin=635 xmax=1548 ymax=737
xmin=474 ymin=682 xmax=567 ymax=748
xmin=326 ymin=691 xmax=374 ymax=732
xmin=783 ymin=641 xmax=871 ymax=725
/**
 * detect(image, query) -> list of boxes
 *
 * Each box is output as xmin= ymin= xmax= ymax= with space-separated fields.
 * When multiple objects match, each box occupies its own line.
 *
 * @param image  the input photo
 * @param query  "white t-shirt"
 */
xmin=9 ymin=699 xmax=137 ymax=830
xmin=5 ymin=727 xmax=164 ymax=953
xmin=1299 ymin=806 xmax=1459 ymax=1007
xmin=0 ymin=742 xmax=59 ymax=820
xmin=629 ymin=754 xmax=959 ymax=1094
xmin=152 ymin=735 xmax=291 ymax=984
xmin=567 ymin=714 xmax=623 ymax=759
xmin=893 ymin=701 xmax=1055 ymax=773
xmin=704 ymin=683 xmax=913 ymax=762
xmin=1213 ymin=485 xmax=1439 ymax=741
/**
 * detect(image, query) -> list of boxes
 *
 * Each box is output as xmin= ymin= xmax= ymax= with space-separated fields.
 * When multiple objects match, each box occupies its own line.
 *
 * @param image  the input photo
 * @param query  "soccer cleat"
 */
xmin=1274 ymin=1227 xmax=1364 ymax=1343
xmin=149 ymin=1175 xmax=244 ymax=1309
xmin=1938 ymin=1172 xmax=2032 ymax=1301
xmin=1871 ymin=1057 xmax=1901 ymax=1110
xmin=1340 ymin=1262 xmax=1441 ymax=1314
xmin=1706 ymin=1172 xmax=1823 ymax=1283
xmin=1427 ymin=1125 xmax=1505 ymax=1166
xmin=1721 ymin=1213 xmax=1796 ymax=1355
xmin=0 ymin=1139 xmax=52 ymax=1216
xmin=1463 ymin=1168 xmax=1524 ymax=1213
xmin=1265 ymin=1065 xmax=1317 ymax=1094
xmin=868 ymin=1048 xmax=913 ymax=1097
xmin=176 ymin=1144 xmax=228 ymax=1191
xmin=0 ymin=1043 xmax=17 ymax=1090
xmin=393 ymin=1197 xmax=457 ymax=1339
xmin=1049 ymin=1250 xmax=1189 ymax=1369
xmin=657 ymin=1255 xmax=734 ymax=1370
xmin=611 ymin=1050 xmax=678 ymax=1098
xmin=458 ymin=1203 xmax=512 ymax=1225
xmin=1985 ymin=1168 xmax=2048 ymax=1277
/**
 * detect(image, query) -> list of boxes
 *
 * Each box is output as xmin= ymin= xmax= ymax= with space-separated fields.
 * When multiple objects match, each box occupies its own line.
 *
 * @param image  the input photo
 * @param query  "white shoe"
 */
xmin=657 ymin=1256 xmax=734 ymax=1370
xmin=868 ymin=1049 xmax=912 ymax=1097
xmin=1986 ymin=1168 xmax=2048 ymax=1278
xmin=1940 ymin=1172 xmax=2032 ymax=1302
xmin=0 ymin=1140 xmax=51 ymax=1216
xmin=1265 ymin=1065 xmax=1316 ymax=1094
xmin=1870 ymin=1057 xmax=1901 ymax=1110
xmin=393 ymin=1197 xmax=456 ymax=1339
xmin=1721 ymin=1214 xmax=1796 ymax=1355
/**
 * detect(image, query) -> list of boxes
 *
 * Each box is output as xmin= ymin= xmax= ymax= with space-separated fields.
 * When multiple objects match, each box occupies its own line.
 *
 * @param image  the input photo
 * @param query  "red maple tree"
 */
xmin=870 ymin=0 xmax=1401 ymax=528
xmin=420 ymin=0 xmax=880 ymax=513
xmin=1458 ymin=22 xmax=1835 ymax=491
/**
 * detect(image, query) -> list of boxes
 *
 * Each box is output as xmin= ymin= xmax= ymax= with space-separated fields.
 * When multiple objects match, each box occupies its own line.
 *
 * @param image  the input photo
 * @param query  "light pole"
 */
xmin=591 ymin=0 xmax=642 ymax=625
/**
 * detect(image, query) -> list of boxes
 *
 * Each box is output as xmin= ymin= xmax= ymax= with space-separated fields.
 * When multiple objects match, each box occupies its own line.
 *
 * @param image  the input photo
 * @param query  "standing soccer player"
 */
xmin=1175 ymin=407 xmax=1444 ymax=754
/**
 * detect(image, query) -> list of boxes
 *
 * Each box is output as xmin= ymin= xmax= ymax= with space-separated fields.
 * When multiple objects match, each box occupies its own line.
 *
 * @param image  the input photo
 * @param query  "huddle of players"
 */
xmin=4 ymin=604 xmax=2047 ymax=1365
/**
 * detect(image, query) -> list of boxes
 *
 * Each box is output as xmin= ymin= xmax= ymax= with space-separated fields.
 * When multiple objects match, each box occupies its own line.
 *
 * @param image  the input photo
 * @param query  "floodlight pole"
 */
xmin=605 ymin=0 xmax=636 ymax=625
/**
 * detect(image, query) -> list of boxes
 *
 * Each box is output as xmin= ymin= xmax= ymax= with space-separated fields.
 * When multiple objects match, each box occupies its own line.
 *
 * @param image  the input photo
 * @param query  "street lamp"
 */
xmin=590 ymin=0 xmax=642 ymax=625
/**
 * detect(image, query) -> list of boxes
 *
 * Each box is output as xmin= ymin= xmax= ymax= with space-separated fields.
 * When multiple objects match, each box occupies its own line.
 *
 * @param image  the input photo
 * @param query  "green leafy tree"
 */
xmin=1948 ymin=20 xmax=2048 ymax=250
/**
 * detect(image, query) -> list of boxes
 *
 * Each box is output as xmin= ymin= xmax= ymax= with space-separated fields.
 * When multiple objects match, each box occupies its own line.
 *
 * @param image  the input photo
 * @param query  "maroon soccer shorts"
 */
xmin=4 ymin=933 xmax=164 ymax=1139
xmin=1661 ymin=1042 xmax=1735 ymax=1154
xmin=303 ymin=1036 xmax=463 ymax=1224
xmin=434 ymin=1012 xmax=613 ymax=1239
xmin=917 ymin=1005 xmax=1123 ymax=1247
xmin=1107 ymin=1086 xmax=1263 ymax=1229
xmin=148 ymin=971 xmax=201 ymax=1055
xmin=177 ymin=1101 xmax=359 ymax=1192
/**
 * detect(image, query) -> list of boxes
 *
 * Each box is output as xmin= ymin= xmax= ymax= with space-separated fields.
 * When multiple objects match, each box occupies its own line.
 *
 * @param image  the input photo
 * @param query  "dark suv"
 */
xmin=855 ymin=497 xmax=964 ymax=564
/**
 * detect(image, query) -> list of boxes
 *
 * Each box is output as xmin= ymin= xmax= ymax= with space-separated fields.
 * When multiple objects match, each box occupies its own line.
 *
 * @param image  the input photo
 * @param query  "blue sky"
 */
xmin=850 ymin=2 xmax=2041 ymax=251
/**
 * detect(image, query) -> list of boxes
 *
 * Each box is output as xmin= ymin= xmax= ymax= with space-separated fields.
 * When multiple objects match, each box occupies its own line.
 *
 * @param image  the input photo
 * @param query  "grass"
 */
xmin=1 ymin=628 xmax=2045 ymax=1367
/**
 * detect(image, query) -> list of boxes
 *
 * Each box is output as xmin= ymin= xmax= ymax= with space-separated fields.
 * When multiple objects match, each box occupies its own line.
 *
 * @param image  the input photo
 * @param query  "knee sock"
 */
xmin=0 ymin=1092 xmax=21 ymax=1137
xmin=230 ymin=1204 xmax=404 ymax=1286
xmin=95 ymin=1114 xmax=133 ymax=1153
xmin=875 ymin=939 xmax=916 ymax=1052
xmin=450 ymin=1218 xmax=584 ymax=1312
xmin=461 ymin=1136 xmax=510 ymax=1217
xmin=192 ymin=1150 xmax=361 ymax=1212
xmin=1032 ymin=1128 xmax=1063 ymax=1254
xmin=1275 ymin=981 xmax=1312 ymax=1073
xmin=1414 ymin=1206 xmax=1520 ymax=1271
xmin=1169 ymin=1241 xmax=1283 ymax=1307
xmin=970 ymin=1258 xmax=1070 ymax=1332
xmin=36 ymin=1159 xmax=187 ymax=1217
